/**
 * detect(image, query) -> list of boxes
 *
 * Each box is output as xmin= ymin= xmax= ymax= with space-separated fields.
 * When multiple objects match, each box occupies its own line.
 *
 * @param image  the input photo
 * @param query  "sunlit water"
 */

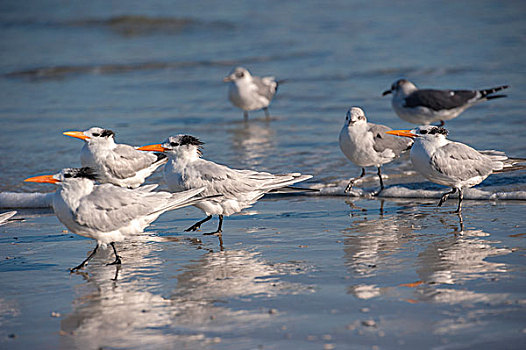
xmin=1 ymin=0 xmax=525 ymax=349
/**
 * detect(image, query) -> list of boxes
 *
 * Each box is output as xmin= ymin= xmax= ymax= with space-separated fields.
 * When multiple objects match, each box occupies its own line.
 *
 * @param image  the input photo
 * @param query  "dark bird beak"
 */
xmin=382 ymin=89 xmax=392 ymax=96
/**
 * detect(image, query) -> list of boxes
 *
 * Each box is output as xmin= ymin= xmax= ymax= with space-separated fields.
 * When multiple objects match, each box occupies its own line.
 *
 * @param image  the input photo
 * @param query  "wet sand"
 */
xmin=1 ymin=196 xmax=525 ymax=349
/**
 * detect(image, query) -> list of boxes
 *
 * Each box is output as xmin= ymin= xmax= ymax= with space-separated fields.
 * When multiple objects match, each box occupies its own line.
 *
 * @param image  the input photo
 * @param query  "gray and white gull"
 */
xmin=224 ymin=67 xmax=278 ymax=120
xmin=383 ymin=79 xmax=508 ymax=125
xmin=339 ymin=107 xmax=413 ymax=194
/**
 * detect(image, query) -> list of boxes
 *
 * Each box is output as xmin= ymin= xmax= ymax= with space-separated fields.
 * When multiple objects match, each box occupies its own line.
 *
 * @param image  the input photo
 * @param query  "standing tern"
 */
xmin=63 ymin=127 xmax=167 ymax=188
xmin=386 ymin=126 xmax=526 ymax=212
xmin=339 ymin=107 xmax=413 ymax=194
xmin=25 ymin=167 xmax=206 ymax=271
xmin=382 ymin=79 xmax=509 ymax=125
xmin=138 ymin=135 xmax=312 ymax=236
xmin=224 ymin=67 xmax=278 ymax=120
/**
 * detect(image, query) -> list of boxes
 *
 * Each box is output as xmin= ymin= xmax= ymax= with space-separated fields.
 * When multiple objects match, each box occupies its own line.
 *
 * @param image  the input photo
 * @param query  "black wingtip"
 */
xmin=485 ymin=94 xmax=507 ymax=100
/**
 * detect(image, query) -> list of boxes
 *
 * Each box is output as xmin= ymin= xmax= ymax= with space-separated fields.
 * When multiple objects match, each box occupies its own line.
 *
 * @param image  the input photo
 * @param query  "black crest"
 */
xmin=179 ymin=135 xmax=204 ymax=146
xmin=100 ymin=129 xmax=115 ymax=138
xmin=63 ymin=167 xmax=99 ymax=181
xmin=420 ymin=126 xmax=449 ymax=136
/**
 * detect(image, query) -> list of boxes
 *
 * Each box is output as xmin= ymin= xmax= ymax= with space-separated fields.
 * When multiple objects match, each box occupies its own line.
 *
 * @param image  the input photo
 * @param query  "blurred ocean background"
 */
xmin=1 ymin=1 xmax=525 ymax=349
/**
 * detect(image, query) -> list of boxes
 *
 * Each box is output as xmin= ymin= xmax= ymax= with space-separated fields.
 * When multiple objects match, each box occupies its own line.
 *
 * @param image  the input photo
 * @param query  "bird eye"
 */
xmin=92 ymin=133 xmax=100 ymax=137
xmin=64 ymin=173 xmax=71 ymax=178
xmin=237 ymin=72 xmax=244 ymax=78
xmin=420 ymin=130 xmax=427 ymax=134
xmin=170 ymin=142 xmax=179 ymax=147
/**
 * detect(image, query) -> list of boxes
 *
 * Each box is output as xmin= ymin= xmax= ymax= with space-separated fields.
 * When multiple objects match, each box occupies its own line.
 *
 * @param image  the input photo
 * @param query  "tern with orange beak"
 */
xmin=138 ymin=135 xmax=312 ymax=236
xmin=224 ymin=67 xmax=278 ymax=120
xmin=25 ymin=167 xmax=206 ymax=271
xmin=63 ymin=127 xmax=167 ymax=188
xmin=386 ymin=126 xmax=526 ymax=212
xmin=339 ymin=107 xmax=413 ymax=194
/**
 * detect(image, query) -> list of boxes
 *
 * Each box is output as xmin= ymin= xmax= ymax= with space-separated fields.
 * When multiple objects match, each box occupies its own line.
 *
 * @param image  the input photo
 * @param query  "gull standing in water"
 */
xmin=339 ymin=107 xmax=413 ymax=194
xmin=387 ymin=126 xmax=526 ymax=212
xmin=64 ymin=127 xmax=167 ymax=188
xmin=25 ymin=167 xmax=206 ymax=271
xmin=382 ymin=79 xmax=508 ymax=125
xmin=224 ymin=67 xmax=278 ymax=120
xmin=138 ymin=135 xmax=312 ymax=236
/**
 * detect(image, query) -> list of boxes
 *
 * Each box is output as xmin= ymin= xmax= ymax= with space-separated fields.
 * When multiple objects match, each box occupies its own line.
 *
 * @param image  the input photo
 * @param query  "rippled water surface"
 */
xmin=1 ymin=0 xmax=525 ymax=349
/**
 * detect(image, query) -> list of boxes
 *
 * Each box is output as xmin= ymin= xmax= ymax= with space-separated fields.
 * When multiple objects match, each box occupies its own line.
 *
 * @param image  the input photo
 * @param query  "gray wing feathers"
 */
xmin=369 ymin=123 xmax=412 ymax=155
xmin=74 ymin=185 xmax=202 ymax=231
xmin=252 ymin=76 xmax=277 ymax=100
xmin=183 ymin=160 xmax=310 ymax=198
xmin=405 ymin=89 xmax=477 ymax=111
xmin=430 ymin=143 xmax=496 ymax=180
xmin=106 ymin=145 xmax=165 ymax=179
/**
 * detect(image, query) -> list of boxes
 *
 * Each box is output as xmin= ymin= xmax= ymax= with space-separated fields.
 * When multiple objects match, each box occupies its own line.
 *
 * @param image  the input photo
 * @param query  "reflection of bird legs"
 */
xmin=111 ymin=265 xmax=121 ymax=281
xmin=185 ymin=215 xmax=213 ymax=232
xmin=243 ymin=111 xmax=249 ymax=121
xmin=106 ymin=242 xmax=122 ymax=266
xmin=218 ymin=235 xmax=224 ymax=251
xmin=203 ymin=215 xmax=223 ymax=236
xmin=457 ymin=211 xmax=464 ymax=233
xmin=263 ymin=107 xmax=270 ymax=120
xmin=70 ymin=244 xmax=99 ymax=272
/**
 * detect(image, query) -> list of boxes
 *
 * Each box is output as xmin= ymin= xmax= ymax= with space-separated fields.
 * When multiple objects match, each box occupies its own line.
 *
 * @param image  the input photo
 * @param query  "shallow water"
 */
xmin=1 ymin=0 xmax=525 ymax=349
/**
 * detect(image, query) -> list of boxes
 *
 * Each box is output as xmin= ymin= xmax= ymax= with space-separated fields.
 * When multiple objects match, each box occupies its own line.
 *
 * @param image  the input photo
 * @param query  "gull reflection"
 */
xmin=59 ymin=242 xmax=309 ymax=348
xmin=342 ymin=199 xmax=418 ymax=299
xmin=229 ymin=121 xmax=276 ymax=167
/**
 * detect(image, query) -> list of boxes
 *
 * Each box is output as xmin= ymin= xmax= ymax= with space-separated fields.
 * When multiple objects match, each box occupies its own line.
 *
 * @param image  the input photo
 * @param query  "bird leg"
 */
xmin=185 ymin=215 xmax=213 ymax=232
xmin=106 ymin=242 xmax=122 ymax=265
xmin=243 ymin=111 xmax=249 ymax=121
xmin=454 ymin=189 xmax=464 ymax=213
xmin=203 ymin=215 xmax=223 ymax=236
xmin=438 ymin=188 xmax=457 ymax=207
xmin=344 ymin=168 xmax=366 ymax=193
xmin=372 ymin=167 xmax=385 ymax=196
xmin=70 ymin=244 xmax=99 ymax=272
xmin=263 ymin=107 xmax=270 ymax=119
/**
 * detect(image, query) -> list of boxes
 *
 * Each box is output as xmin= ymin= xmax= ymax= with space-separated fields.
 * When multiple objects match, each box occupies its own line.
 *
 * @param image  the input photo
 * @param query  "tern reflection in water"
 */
xmin=59 ymin=243 xmax=311 ymax=349
xmin=405 ymin=212 xmax=512 ymax=304
xmin=342 ymin=199 xmax=418 ymax=299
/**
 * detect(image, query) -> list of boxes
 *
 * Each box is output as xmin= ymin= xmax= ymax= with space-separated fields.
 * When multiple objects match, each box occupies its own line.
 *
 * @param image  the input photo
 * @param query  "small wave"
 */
xmin=67 ymin=15 xmax=235 ymax=36
xmin=0 ymin=192 xmax=53 ymax=208
xmin=0 ymin=15 xmax=235 ymax=36
xmin=4 ymin=52 xmax=312 ymax=80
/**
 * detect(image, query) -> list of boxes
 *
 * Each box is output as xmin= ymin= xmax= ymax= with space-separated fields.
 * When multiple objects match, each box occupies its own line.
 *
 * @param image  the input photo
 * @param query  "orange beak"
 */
xmin=24 ymin=174 xmax=60 ymax=184
xmin=137 ymin=144 xmax=167 ymax=152
xmin=223 ymin=76 xmax=233 ymax=82
xmin=63 ymin=131 xmax=89 ymax=140
xmin=386 ymin=129 xmax=417 ymax=138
